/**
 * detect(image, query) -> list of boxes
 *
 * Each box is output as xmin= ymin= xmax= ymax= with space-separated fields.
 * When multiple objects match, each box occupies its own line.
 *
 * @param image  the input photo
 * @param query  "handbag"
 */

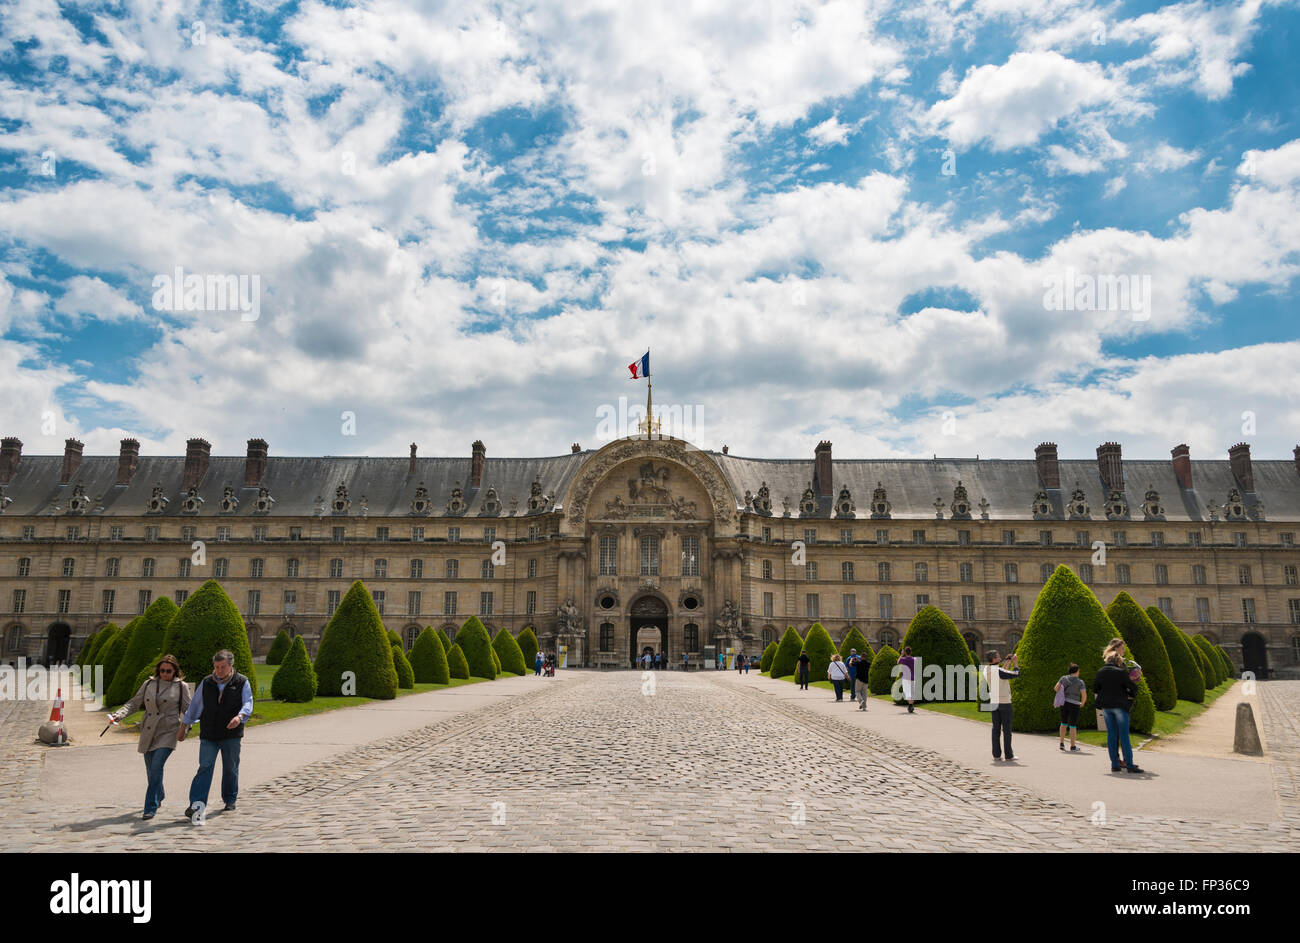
xmin=1053 ymin=684 xmax=1066 ymax=708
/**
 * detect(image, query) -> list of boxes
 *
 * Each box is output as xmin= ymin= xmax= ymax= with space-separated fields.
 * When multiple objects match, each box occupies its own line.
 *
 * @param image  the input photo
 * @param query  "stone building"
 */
xmin=1 ymin=431 xmax=1298 ymax=676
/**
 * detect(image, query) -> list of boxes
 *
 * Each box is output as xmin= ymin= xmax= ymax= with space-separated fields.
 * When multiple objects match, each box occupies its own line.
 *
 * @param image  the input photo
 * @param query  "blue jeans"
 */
xmin=189 ymin=738 xmax=242 ymax=808
xmin=1103 ymin=708 xmax=1134 ymax=768
xmin=143 ymin=747 xmax=173 ymax=815
xmin=848 ymin=670 xmax=857 ymax=699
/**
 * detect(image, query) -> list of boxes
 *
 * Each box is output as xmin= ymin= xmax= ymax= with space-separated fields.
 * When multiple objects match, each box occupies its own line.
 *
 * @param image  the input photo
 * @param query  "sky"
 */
xmin=1 ymin=0 xmax=1298 ymax=466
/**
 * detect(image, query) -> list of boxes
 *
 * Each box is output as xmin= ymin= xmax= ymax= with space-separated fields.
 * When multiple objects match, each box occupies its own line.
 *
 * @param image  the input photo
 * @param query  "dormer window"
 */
xmin=147 ymin=485 xmax=169 ymax=514
xmin=67 ymin=483 xmax=90 ymax=514
xmin=181 ymin=487 xmax=204 ymax=514
xmin=220 ymin=486 xmax=239 ymax=513
xmin=254 ymin=487 xmax=275 ymax=513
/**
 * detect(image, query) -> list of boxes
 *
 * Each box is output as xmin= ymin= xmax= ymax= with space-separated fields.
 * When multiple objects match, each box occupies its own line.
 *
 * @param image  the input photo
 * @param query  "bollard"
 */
xmin=1233 ymin=702 xmax=1263 ymax=756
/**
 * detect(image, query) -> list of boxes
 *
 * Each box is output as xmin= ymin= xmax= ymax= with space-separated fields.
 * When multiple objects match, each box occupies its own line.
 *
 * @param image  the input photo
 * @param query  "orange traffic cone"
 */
xmin=49 ymin=687 xmax=64 ymax=723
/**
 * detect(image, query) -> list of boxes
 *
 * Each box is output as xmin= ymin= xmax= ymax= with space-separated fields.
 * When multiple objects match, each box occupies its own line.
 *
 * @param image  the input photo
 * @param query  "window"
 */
xmin=175 ymin=589 xmax=189 ymax=604
xmin=101 ymin=589 xmax=115 ymax=614
xmin=444 ymin=591 xmax=457 ymax=616
xmin=527 ymin=559 xmax=538 ymax=579
xmin=915 ymin=563 xmax=928 ymax=583
xmin=1188 ymin=531 xmax=1201 ymax=547
xmin=1281 ymin=532 xmax=1294 ymax=547
xmin=640 ymin=536 xmax=660 ymax=576
xmin=1155 ymin=564 xmax=1168 ymax=585
xmin=246 ymin=590 xmax=260 ymax=616
xmin=959 ymin=562 xmax=973 ymax=583
xmin=253 ymin=525 xmax=268 ymax=542
xmin=375 ymin=526 xmax=389 ymax=542
xmin=283 ymin=590 xmax=296 ymax=614
xmin=62 ymin=557 xmax=75 ymax=577
xmin=1079 ymin=563 xmax=1093 ymax=583
xmin=958 ymin=530 xmax=970 ymax=546
xmin=105 ymin=558 xmax=120 ymax=577
xmin=600 ymin=623 xmax=614 ymax=652
xmin=327 ymin=590 xmax=341 ymax=615
xmin=961 ymin=595 xmax=976 ymax=621
xmin=840 ymin=561 xmax=854 ymax=582
xmin=842 ymin=594 xmax=856 ymax=619
xmin=16 ymin=558 xmax=30 ymax=578
xmin=878 ymin=562 xmax=891 ymax=582
xmin=181 ymin=526 xmax=196 ymax=541
xmin=915 ymin=594 xmax=929 ymax=612
xmin=1007 ymin=596 xmax=1021 ymax=621
xmin=1041 ymin=563 xmax=1055 ymax=583
xmin=1112 ymin=530 xmax=1126 ymax=547
xmin=448 ymin=527 xmax=460 ymax=543
xmin=879 ymin=594 xmax=893 ymax=620
xmin=178 ymin=559 xmax=192 ymax=578
xmin=12 ymin=589 xmax=25 ymax=614
xmin=217 ymin=526 xmax=231 ymax=542
xmin=804 ymin=529 xmax=817 ymax=545
xmin=57 ymin=589 xmax=71 ymax=614
xmin=1151 ymin=531 xmax=1164 ymax=548
xmin=479 ymin=591 xmax=493 ymax=616
xmin=806 ymin=562 xmax=818 ymax=581
xmin=600 ymin=536 xmax=617 ymax=575
xmin=372 ymin=590 xmax=385 ymax=615
xmin=289 ymin=527 xmax=302 ymax=540
xmin=1288 ymin=599 xmax=1300 ymax=624
xmin=332 ymin=526 xmax=345 ymax=543
xmin=840 ymin=529 xmax=853 ymax=545
xmin=145 ymin=526 xmax=159 ymax=542
xmin=762 ymin=526 xmax=772 ymax=543
xmin=329 ymin=558 xmax=343 ymax=579
xmin=410 ymin=526 xmax=422 ymax=542
xmin=763 ymin=592 xmax=774 ymax=618
xmin=876 ymin=529 xmax=889 ymax=545
xmin=1157 ymin=597 xmax=1172 ymax=617
xmin=528 ymin=525 xmax=540 ymax=540
xmin=1238 ymin=565 xmax=1251 ymax=585
xmin=214 ymin=559 xmax=229 ymax=578
xmin=109 ymin=525 xmax=124 ymax=541
xmin=446 ymin=560 xmax=459 ymax=579
xmin=373 ymin=559 xmax=387 ymax=579
xmin=410 ymin=559 xmax=423 ymax=579
xmin=1075 ymin=530 xmax=1090 ymax=547
xmin=879 ymin=628 xmax=897 ymax=648
xmin=762 ymin=560 xmax=773 ymax=580
xmin=526 ymin=591 xmax=536 ymax=614
xmin=142 ymin=558 xmax=155 ymax=578
xmin=408 ymin=591 xmax=421 ymax=616
xmin=1004 ymin=563 xmax=1018 ymax=583
xmin=681 ymin=536 xmax=700 ymax=577
xmin=805 ymin=593 xmax=819 ymax=619
xmin=134 ymin=589 xmax=150 ymax=613
xmin=1116 ymin=564 xmax=1130 ymax=585
xmin=1242 ymin=599 xmax=1256 ymax=623
xmin=66 ymin=526 xmax=79 ymax=540
xmin=1193 ymin=565 xmax=1207 ymax=585
xmin=1002 ymin=530 xmax=1016 ymax=545
xmin=479 ymin=560 xmax=493 ymax=580
xmin=1196 ymin=598 xmax=1211 ymax=623
xmin=1039 ymin=530 xmax=1052 ymax=546
xmin=1233 ymin=532 xmax=1247 ymax=548
xmin=280 ymin=557 xmax=297 ymax=578
xmin=685 ymin=623 xmax=700 ymax=653
xmin=912 ymin=529 xmax=925 ymax=545
xmin=250 ymin=558 xmax=264 ymax=579
xmin=1285 ymin=565 xmax=1298 ymax=586
xmin=21 ymin=526 xmax=36 ymax=540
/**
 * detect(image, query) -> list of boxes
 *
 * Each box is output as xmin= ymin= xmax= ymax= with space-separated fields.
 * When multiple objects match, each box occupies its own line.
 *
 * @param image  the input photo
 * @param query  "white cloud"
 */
xmin=1136 ymin=142 xmax=1200 ymax=173
xmin=806 ymin=116 xmax=851 ymax=147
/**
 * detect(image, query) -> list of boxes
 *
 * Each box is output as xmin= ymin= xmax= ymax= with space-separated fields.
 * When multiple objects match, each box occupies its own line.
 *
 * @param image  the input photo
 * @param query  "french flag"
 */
xmin=628 ymin=350 xmax=650 ymax=379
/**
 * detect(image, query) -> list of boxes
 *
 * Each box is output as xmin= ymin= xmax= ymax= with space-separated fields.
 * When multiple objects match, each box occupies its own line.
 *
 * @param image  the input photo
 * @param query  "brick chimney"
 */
xmin=0 ymin=437 xmax=21 ymax=484
xmin=471 ymin=440 xmax=486 ymax=488
xmin=60 ymin=438 xmax=84 ymax=484
xmin=813 ymin=440 xmax=833 ymax=498
xmin=1228 ymin=442 xmax=1254 ymax=492
xmin=116 ymin=438 xmax=140 ymax=485
xmin=409 ymin=443 xmax=417 ymax=476
xmin=245 ymin=438 xmax=268 ymax=487
xmin=1096 ymin=441 xmax=1123 ymax=493
xmin=1034 ymin=442 xmax=1060 ymax=489
xmin=1171 ymin=444 xmax=1192 ymax=490
xmin=183 ymin=438 xmax=212 ymax=491
xmin=571 ymin=443 xmax=580 ymax=453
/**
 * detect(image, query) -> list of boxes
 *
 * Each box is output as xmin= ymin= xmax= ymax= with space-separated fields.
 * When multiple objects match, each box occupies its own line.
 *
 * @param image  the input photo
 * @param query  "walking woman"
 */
xmin=827 ymin=654 xmax=850 ymax=701
xmin=107 ymin=654 xmax=191 ymax=819
xmin=1094 ymin=639 xmax=1144 ymax=774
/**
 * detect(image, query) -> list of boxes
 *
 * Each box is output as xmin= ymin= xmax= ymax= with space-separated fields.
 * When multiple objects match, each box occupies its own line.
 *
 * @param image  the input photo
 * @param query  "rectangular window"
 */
xmin=1002 ymin=530 xmax=1016 ymax=545
xmin=250 ymin=558 xmax=264 ymax=579
xmin=145 ymin=526 xmax=159 ymax=542
xmin=804 ymin=529 xmax=817 ymax=545
xmin=410 ymin=526 xmax=423 ymax=542
xmin=373 ymin=559 xmax=387 ymax=579
xmin=1193 ymin=564 xmax=1207 ymax=585
xmin=842 ymin=561 xmax=854 ymax=582
xmin=1188 ymin=531 xmax=1201 ymax=547
xmin=175 ymin=589 xmax=189 ymax=604
xmin=372 ymin=590 xmax=384 ymax=615
xmin=1234 ymin=532 xmax=1247 ymax=548
xmin=915 ymin=593 xmax=929 ymax=613
xmin=12 ymin=589 xmax=25 ymax=614
xmin=600 ymin=624 xmax=614 ymax=652
xmin=762 ymin=526 xmax=772 ymax=543
xmin=410 ymin=559 xmax=423 ymax=579
xmin=408 ymin=591 xmax=421 ymax=616
xmin=1116 ymin=564 xmax=1130 ymax=585
xmin=448 ymin=527 xmax=460 ymax=543
xmin=105 ymin=558 xmax=119 ymax=577
xmin=446 ymin=559 xmax=459 ymax=579
xmin=840 ymin=528 xmax=853 ymax=545
xmin=912 ymin=529 xmax=925 ymax=545
xmin=1155 ymin=564 xmax=1169 ymax=585
xmin=483 ymin=527 xmax=496 ymax=544
xmin=246 ymin=590 xmax=260 ymax=616
xmin=289 ymin=527 xmax=302 ymax=540
xmin=528 ymin=525 xmax=540 ymax=540
xmin=481 ymin=560 xmax=494 ymax=580
xmin=1039 ymin=530 xmax=1052 ymax=546
xmin=762 ymin=560 xmax=772 ymax=580
xmin=1042 ymin=563 xmax=1056 ymax=583
xmin=599 ymin=536 xmax=618 ymax=576
xmin=959 ymin=562 xmax=973 ymax=583
xmin=1196 ymin=598 xmax=1210 ymax=623
xmin=915 ymin=562 xmax=928 ymax=582
xmin=57 ymin=589 xmax=71 ymax=614
xmin=109 ymin=525 xmax=124 ymax=541
xmin=217 ymin=526 xmax=231 ymax=542
xmin=960 ymin=595 xmax=976 ymax=621
xmin=21 ymin=525 xmax=36 ymax=540
xmin=805 ymin=593 xmax=819 ymax=619
xmin=480 ymin=591 xmax=493 ymax=616
xmin=1113 ymin=530 xmax=1127 ymax=547
xmin=1079 ymin=563 xmax=1093 ymax=583
xmin=101 ymin=589 xmax=115 ymax=614
xmin=214 ymin=559 xmax=229 ymax=579
xmin=1151 ymin=531 xmax=1164 ymax=548
xmin=842 ymin=594 xmax=856 ymax=619
xmin=328 ymin=558 xmax=342 ymax=579
xmin=685 ymin=624 xmax=699 ymax=653
xmin=528 ymin=559 xmax=538 ymax=579
xmin=681 ymin=536 xmax=700 ymax=577
xmin=1075 ymin=530 xmax=1089 ymax=547
xmin=1286 ymin=565 xmax=1298 ymax=586
xmin=1238 ymin=565 xmax=1251 ymax=585
xmin=444 ymin=591 xmax=457 ymax=616
xmin=332 ymin=527 xmax=345 ymax=543
xmin=876 ymin=529 xmax=889 ymax=545
xmin=879 ymin=594 xmax=893 ymax=621
xmin=763 ymin=592 xmax=774 ymax=618
xmin=1281 ymin=532 xmax=1294 ymax=547
xmin=66 ymin=526 xmax=79 ymax=540
xmin=142 ymin=558 xmax=155 ymax=578
xmin=282 ymin=557 xmax=298 ymax=578
xmin=640 ymin=537 xmax=660 ymax=576
xmin=878 ymin=562 xmax=891 ymax=582
xmin=327 ymin=590 xmax=341 ymax=615
xmin=178 ymin=559 xmax=192 ymax=578
xmin=957 ymin=530 xmax=970 ymax=546
xmin=1288 ymin=599 xmax=1300 ymax=624
xmin=253 ymin=525 xmax=268 ymax=542
xmin=136 ymin=589 xmax=151 ymax=613
xmin=1004 ymin=563 xmax=1018 ymax=583
xmin=62 ymin=557 xmax=76 ymax=577
xmin=181 ymin=526 xmax=197 ymax=541
xmin=1242 ymin=598 xmax=1256 ymax=623
xmin=806 ymin=562 xmax=818 ymax=581
xmin=526 ymin=591 xmax=537 ymax=615
xmin=283 ymin=590 xmax=296 ymax=614
xmin=1157 ymin=597 xmax=1173 ymax=617
xmin=1007 ymin=596 xmax=1021 ymax=621
xmin=374 ymin=526 xmax=389 ymax=542
xmin=16 ymin=558 xmax=31 ymax=578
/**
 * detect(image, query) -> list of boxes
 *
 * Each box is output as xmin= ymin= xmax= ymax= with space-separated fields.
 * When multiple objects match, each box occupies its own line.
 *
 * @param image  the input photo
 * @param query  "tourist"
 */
xmin=1054 ymin=662 xmax=1087 ymax=752
xmin=897 ymin=646 xmax=917 ymax=713
xmin=535 ymin=650 xmax=543 ymax=676
xmin=984 ymin=650 xmax=1020 ymax=761
xmin=1095 ymin=639 xmax=1144 ymax=774
xmin=855 ymin=666 xmax=870 ymax=711
xmin=736 ymin=653 xmax=745 ymax=673
xmin=682 ymin=651 xmax=689 ymax=671
xmin=717 ymin=652 xmax=724 ymax=671
xmin=827 ymin=653 xmax=849 ymax=701
xmin=656 ymin=651 xmax=662 ymax=670
xmin=743 ymin=655 xmax=750 ymax=674
xmin=846 ymin=648 xmax=860 ymax=701
xmin=796 ymin=650 xmax=811 ymax=690
xmin=179 ymin=650 xmax=253 ymax=820
xmin=107 ymin=654 xmax=190 ymax=821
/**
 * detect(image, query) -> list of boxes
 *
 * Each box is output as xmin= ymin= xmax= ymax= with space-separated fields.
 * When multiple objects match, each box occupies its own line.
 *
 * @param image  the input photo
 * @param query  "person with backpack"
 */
xmin=845 ymin=648 xmax=860 ymax=701
xmin=1095 ymin=639 xmax=1144 ymax=774
xmin=796 ymin=650 xmax=811 ymax=690
xmin=1054 ymin=663 xmax=1087 ymax=752
xmin=106 ymin=653 xmax=190 ymax=820
xmin=827 ymin=653 xmax=850 ymax=701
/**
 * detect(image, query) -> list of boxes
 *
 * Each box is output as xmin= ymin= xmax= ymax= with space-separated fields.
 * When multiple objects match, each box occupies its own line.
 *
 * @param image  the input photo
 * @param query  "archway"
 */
xmin=1241 ymin=632 xmax=1268 ymax=678
xmin=44 ymin=621 xmax=71 ymax=667
xmin=629 ymin=595 xmax=669 ymax=667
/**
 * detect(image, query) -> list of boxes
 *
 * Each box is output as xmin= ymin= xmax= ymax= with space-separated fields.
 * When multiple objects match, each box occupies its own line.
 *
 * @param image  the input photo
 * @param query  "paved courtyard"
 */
xmin=2 ymin=672 xmax=1298 ymax=851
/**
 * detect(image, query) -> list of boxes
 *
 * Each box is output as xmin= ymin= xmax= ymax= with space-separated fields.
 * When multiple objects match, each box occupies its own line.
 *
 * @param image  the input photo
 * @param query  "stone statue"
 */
xmin=557 ymin=598 xmax=582 ymax=635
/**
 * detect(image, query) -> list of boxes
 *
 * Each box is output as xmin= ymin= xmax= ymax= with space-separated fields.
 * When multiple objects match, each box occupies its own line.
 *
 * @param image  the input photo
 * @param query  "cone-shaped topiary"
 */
xmin=490 ymin=642 xmax=502 ymax=674
xmin=1011 ymin=565 xmax=1115 ymax=731
xmin=1129 ymin=675 xmax=1156 ymax=734
xmin=391 ymin=642 xmax=415 ymax=689
xmin=437 ymin=627 xmax=455 ymax=656
xmin=1214 ymin=644 xmax=1235 ymax=681
xmin=867 ymin=645 xmax=899 ymax=695
xmin=312 ymin=581 xmax=396 ymax=699
xmin=385 ymin=629 xmax=402 ymax=648
xmin=901 ymin=606 xmax=973 ymax=702
xmin=268 ymin=636 xmax=316 ymax=702
xmin=769 ymin=627 xmax=804 ymax=678
xmin=802 ymin=623 xmax=837 ymax=681
xmin=455 ymin=616 xmax=498 ymax=679
xmin=1187 ymin=638 xmax=1213 ymax=689
xmin=516 ymin=627 xmax=539 ymax=671
xmin=107 ymin=597 xmax=180 ymax=706
xmin=759 ymin=641 xmax=778 ymax=673
xmin=76 ymin=630 xmax=100 ymax=668
xmin=492 ymin=628 xmax=527 ymax=676
xmin=408 ymin=626 xmax=451 ymax=684
xmin=98 ymin=618 xmax=138 ymax=696
xmin=1145 ymin=607 xmax=1204 ymax=703
xmin=447 ymin=643 xmax=471 ymax=679
xmin=266 ymin=629 xmax=291 ymax=666
xmin=1190 ymin=634 xmax=1224 ymax=687
xmin=87 ymin=623 xmax=119 ymax=670
xmin=162 ymin=580 xmax=257 ymax=691
xmin=1105 ymin=593 xmax=1176 ymax=711
xmin=838 ymin=626 xmax=873 ymax=670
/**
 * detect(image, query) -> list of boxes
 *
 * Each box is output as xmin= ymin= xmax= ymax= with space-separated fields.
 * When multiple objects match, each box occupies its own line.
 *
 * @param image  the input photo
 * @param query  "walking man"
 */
xmin=846 ymin=648 xmax=860 ymax=701
xmin=180 ymin=650 xmax=252 ymax=819
xmin=984 ymin=650 xmax=1020 ymax=761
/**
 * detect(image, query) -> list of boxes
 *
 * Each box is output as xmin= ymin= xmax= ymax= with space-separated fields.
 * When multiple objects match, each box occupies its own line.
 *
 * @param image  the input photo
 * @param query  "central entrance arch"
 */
xmin=629 ymin=595 xmax=669 ymax=666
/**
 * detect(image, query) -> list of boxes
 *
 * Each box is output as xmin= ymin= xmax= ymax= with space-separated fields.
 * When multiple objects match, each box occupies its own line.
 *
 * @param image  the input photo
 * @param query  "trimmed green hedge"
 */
xmin=769 ymin=627 xmax=804 ymax=678
xmin=1214 ymin=644 xmax=1236 ymax=680
xmin=271 ymin=637 xmax=317 ymax=702
xmin=266 ymin=629 xmax=291 ymax=666
xmin=759 ymin=641 xmax=778 ymax=673
xmin=1129 ymin=675 xmax=1156 ymax=735
xmin=391 ymin=642 xmax=415 ymax=689
xmin=867 ymin=645 xmax=899 ymax=695
xmin=1184 ymin=631 xmax=1214 ymax=690
xmin=162 ymin=580 xmax=257 ymax=691
xmin=1190 ymin=634 xmax=1224 ymax=687
xmin=409 ymin=627 xmax=450 ymax=684
xmin=901 ymin=606 xmax=973 ymax=702
xmin=1105 ymin=593 xmax=1176 ymax=711
xmin=1146 ymin=607 xmax=1204 ymax=703
xmin=838 ymin=626 xmax=873 ymax=669
xmin=490 ymin=641 xmax=502 ymax=674
xmin=1011 ymin=565 xmax=1114 ymax=732
xmin=313 ymin=581 xmax=397 ymax=699
xmin=107 ymin=597 xmax=180 ymax=706
xmin=447 ymin=643 xmax=471 ymax=680
xmin=803 ymin=623 xmax=837 ymax=681
xmin=87 ymin=623 xmax=119 ymax=671
xmin=452 ymin=616 xmax=497 ymax=679
xmin=75 ymin=630 xmax=99 ymax=668
xmin=437 ymin=627 xmax=455 ymax=656
xmin=492 ymin=628 xmax=528 ymax=676
xmin=516 ymin=627 xmax=540 ymax=671
xmin=98 ymin=618 xmax=138 ymax=696
xmin=385 ymin=629 xmax=403 ymax=648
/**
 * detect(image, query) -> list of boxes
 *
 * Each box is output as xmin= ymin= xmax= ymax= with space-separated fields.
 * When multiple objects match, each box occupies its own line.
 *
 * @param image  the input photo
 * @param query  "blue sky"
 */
xmin=1 ymin=0 xmax=1297 ymax=466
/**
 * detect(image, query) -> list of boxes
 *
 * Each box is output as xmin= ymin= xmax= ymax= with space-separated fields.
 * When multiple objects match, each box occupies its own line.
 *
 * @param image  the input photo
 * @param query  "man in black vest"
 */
xmin=178 ymin=650 xmax=253 ymax=820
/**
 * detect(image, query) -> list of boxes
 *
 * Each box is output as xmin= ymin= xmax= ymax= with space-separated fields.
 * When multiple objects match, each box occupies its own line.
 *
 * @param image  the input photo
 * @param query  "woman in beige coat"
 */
xmin=108 ymin=654 xmax=191 ymax=820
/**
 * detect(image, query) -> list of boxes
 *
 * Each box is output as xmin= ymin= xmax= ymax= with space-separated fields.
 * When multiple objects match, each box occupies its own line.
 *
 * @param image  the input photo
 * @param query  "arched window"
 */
xmin=406 ymin=625 xmax=421 ymax=647
xmin=879 ymin=629 xmax=897 ymax=649
xmin=684 ymin=623 xmax=699 ymax=652
xmin=599 ymin=623 xmax=614 ymax=652
xmin=1007 ymin=632 xmax=1021 ymax=652
xmin=762 ymin=627 xmax=777 ymax=645
xmin=5 ymin=624 xmax=23 ymax=652
xmin=963 ymin=632 xmax=979 ymax=653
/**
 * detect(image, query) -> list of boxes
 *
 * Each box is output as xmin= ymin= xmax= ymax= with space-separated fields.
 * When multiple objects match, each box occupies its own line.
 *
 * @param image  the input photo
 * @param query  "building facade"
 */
xmin=2 ymin=433 xmax=1298 ymax=676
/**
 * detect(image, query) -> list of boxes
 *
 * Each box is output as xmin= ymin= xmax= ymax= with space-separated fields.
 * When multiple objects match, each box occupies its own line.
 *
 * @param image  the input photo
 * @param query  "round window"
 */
xmin=599 ymin=595 xmax=615 ymax=610
xmin=683 ymin=596 xmax=699 ymax=610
